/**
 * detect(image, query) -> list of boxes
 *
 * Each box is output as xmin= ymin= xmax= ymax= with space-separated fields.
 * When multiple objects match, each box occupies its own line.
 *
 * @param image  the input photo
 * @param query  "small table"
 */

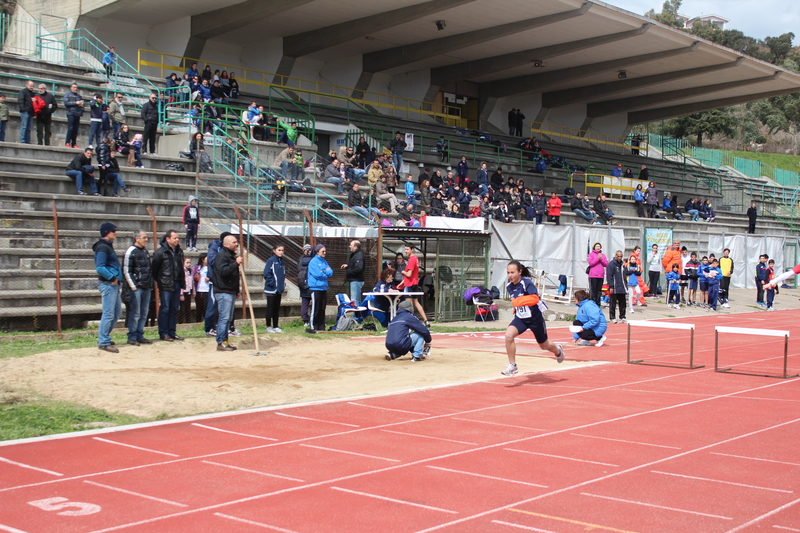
xmin=364 ymin=291 xmax=425 ymax=320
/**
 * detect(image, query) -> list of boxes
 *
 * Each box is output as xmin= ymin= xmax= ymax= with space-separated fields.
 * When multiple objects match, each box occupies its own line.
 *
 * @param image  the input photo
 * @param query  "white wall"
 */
xmin=239 ymin=37 xmax=283 ymax=73
xmin=590 ymin=113 xmax=629 ymax=139
xmin=147 ymin=17 xmax=191 ymax=60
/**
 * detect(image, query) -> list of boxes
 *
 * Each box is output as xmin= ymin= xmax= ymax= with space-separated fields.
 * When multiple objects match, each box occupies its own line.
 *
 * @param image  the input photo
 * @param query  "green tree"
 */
xmin=664 ymin=108 xmax=737 ymax=147
xmin=644 ymin=0 xmax=685 ymax=29
xmin=765 ymin=33 xmax=795 ymax=64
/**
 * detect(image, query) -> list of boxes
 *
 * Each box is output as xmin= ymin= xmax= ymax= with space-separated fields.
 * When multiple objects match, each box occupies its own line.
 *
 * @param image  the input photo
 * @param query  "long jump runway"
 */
xmin=1 ymin=311 xmax=799 ymax=532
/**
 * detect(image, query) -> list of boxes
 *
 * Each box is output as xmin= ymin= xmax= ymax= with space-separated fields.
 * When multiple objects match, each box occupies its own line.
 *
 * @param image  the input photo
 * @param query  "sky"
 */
xmin=605 ymin=0 xmax=800 ymax=42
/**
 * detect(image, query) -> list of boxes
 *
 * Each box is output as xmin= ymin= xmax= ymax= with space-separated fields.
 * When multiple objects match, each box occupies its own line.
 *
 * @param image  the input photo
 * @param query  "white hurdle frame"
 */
xmin=627 ymin=320 xmax=703 ymax=369
xmin=714 ymin=326 xmax=797 ymax=379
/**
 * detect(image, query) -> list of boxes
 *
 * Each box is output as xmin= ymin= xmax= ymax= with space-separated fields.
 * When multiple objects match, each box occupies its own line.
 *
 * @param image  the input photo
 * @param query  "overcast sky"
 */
xmin=607 ymin=0 xmax=800 ymax=42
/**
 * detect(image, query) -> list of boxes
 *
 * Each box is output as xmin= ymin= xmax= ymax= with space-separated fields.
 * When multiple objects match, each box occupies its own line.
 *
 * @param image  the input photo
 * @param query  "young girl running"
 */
xmin=502 ymin=260 xmax=564 ymax=376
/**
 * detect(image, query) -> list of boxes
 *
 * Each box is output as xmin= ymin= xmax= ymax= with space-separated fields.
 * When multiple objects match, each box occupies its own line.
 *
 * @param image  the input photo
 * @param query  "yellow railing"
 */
xmin=532 ymin=122 xmax=648 ymax=157
xmin=138 ymin=49 xmax=466 ymax=128
xmin=575 ymin=173 xmax=649 ymax=199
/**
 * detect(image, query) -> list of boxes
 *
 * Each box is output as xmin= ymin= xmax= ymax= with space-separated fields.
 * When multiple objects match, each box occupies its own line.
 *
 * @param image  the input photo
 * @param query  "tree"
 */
xmin=644 ymin=0 xmax=685 ymax=29
xmin=663 ymin=108 xmax=738 ymax=147
xmin=765 ymin=33 xmax=795 ymax=64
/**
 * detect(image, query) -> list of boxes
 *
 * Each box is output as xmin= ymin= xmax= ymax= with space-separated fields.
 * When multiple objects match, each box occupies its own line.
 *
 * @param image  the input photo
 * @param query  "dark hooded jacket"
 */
xmin=151 ymin=235 xmax=185 ymax=290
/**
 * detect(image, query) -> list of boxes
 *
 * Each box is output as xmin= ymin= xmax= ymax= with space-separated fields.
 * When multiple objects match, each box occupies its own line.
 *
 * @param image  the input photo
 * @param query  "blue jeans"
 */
xmin=392 ymin=153 xmax=403 ymax=173
xmin=352 ymin=205 xmax=379 ymax=219
xmin=204 ymin=284 xmax=217 ymax=332
xmin=0 ymin=120 xmax=6 ymax=141
xmin=105 ymin=172 xmax=126 ymax=194
xmin=347 ymin=168 xmax=365 ymax=182
xmin=278 ymin=131 xmax=294 ymax=147
xmin=66 ymin=115 xmax=80 ymax=146
xmin=410 ymin=332 xmax=425 ymax=358
xmin=66 ymin=170 xmax=98 ymax=194
xmin=477 ymin=183 xmax=489 ymax=196
xmin=280 ymin=161 xmax=298 ymax=179
xmin=406 ymin=195 xmax=417 ymax=210
xmin=686 ymin=209 xmax=699 ymax=221
xmin=158 ymin=282 xmax=181 ymax=337
xmin=19 ymin=111 xmax=32 ymax=143
xmin=350 ymin=281 xmax=364 ymax=304
xmin=127 ymin=288 xmax=151 ymax=340
xmin=326 ymin=176 xmax=343 ymax=193
xmin=98 ymin=281 xmax=122 ymax=346
xmin=573 ymin=209 xmax=594 ymax=222
xmin=113 ymin=122 xmax=122 ymax=137
xmin=215 ymin=292 xmax=236 ymax=344
xmin=89 ymin=120 xmax=103 ymax=147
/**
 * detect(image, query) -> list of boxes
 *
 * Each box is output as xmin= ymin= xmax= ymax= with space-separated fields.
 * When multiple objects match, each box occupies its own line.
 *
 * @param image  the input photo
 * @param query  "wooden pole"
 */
xmin=233 ymin=205 xmax=246 ymax=320
xmin=146 ymin=207 xmax=160 ymax=317
xmin=50 ymin=201 xmax=62 ymax=334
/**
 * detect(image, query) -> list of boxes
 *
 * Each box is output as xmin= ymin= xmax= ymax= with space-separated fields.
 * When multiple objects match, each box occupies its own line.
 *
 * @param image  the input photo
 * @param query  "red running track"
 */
xmin=1 ymin=311 xmax=799 ymax=532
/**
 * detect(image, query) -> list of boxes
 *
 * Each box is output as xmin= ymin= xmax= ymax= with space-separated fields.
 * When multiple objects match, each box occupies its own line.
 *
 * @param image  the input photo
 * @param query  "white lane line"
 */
xmin=724 ymin=496 xmax=800 ymax=532
xmin=452 ymin=418 xmax=548 ymax=432
xmin=426 ymin=466 xmax=547 ymax=488
xmin=92 ymin=437 xmax=179 ymax=457
xmin=347 ymin=402 xmax=431 ymax=416
xmin=774 ymin=526 xmax=800 ymax=532
xmin=214 ymin=513 xmax=299 ymax=532
xmin=0 ymin=524 xmax=30 ymax=533
xmin=0 ymin=456 xmax=62 ymax=477
xmin=275 ymin=412 xmax=359 ymax=427
xmin=491 ymin=521 xmax=557 ymax=533
xmin=710 ymin=452 xmax=800 ymax=468
xmin=651 ymin=470 xmax=793 ymax=493
xmin=381 ymin=430 xmax=478 ymax=446
xmin=330 ymin=486 xmax=457 ymax=514
xmin=571 ymin=433 xmax=681 ymax=449
xmin=505 ymin=448 xmax=619 ymax=467
xmin=299 ymin=444 xmax=400 ymax=462
xmin=581 ymin=492 xmax=732 ymax=520
xmin=191 ymin=423 xmax=278 ymax=441
xmin=202 ymin=460 xmax=305 ymax=482
xmin=83 ymin=480 xmax=187 ymax=507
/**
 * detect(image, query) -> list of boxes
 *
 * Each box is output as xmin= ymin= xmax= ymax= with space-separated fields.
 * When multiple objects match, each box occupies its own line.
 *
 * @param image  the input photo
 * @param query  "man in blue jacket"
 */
xmin=385 ymin=300 xmax=432 ymax=362
xmin=572 ymin=289 xmax=607 ymax=346
xmin=93 ymin=222 xmax=122 ymax=353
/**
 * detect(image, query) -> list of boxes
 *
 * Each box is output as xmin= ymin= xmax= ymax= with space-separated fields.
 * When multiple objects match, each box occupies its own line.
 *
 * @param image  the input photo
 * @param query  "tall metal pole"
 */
xmin=51 ymin=201 xmax=62 ymax=334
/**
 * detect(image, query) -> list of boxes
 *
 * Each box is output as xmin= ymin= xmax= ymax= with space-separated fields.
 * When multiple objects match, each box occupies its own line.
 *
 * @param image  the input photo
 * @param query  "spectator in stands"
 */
xmin=747 ymin=202 xmax=757 ymax=233
xmin=547 ymin=191 xmax=562 ymax=225
xmin=186 ymin=131 xmax=203 ymax=160
xmin=202 ymin=65 xmax=213 ymax=81
xmin=418 ymin=178 xmax=431 ymax=210
xmin=404 ymin=174 xmax=417 ymax=211
xmin=703 ymin=199 xmax=717 ymax=222
xmin=389 ymin=131 xmax=406 ymax=173
xmin=479 ymin=194 xmax=494 ymax=220
xmin=623 ymin=167 xmax=634 ymax=178
xmin=277 ymin=120 xmax=299 ymax=147
xmin=323 ymin=159 xmax=344 ymax=194
xmin=102 ymin=47 xmax=115 ymax=77
xmin=348 ymin=182 xmax=380 ymax=221
xmin=140 ymin=93 xmax=159 ymax=155
xmin=263 ymin=245 xmax=286 ymax=333
xmin=123 ymin=229 xmax=154 ymax=347
xmin=274 ymin=145 xmax=298 ymax=180
xmin=476 ymin=162 xmax=489 ymax=196
xmin=227 ymin=72 xmax=239 ymax=99
xmin=198 ymin=79 xmax=212 ymax=102
xmin=385 ymin=163 xmax=398 ymax=194
xmin=108 ymin=93 xmax=125 ymax=138
xmin=436 ymin=136 xmax=449 ymax=162
xmin=340 ymin=240 xmax=365 ymax=304
xmin=639 ymin=164 xmax=649 ymax=181
xmin=570 ymin=191 xmax=595 ymax=223
xmin=376 ymin=173 xmax=398 ymax=212
xmin=514 ymin=109 xmax=525 ymax=136
xmin=212 ymin=235 xmax=242 ymax=350
xmin=245 ymin=102 xmax=261 ymax=139
xmin=367 ymin=159 xmax=383 ymax=188
xmin=212 ymin=69 xmax=221 ymax=83
xmin=306 ymin=244 xmax=333 ymax=334
xmin=88 ymin=93 xmax=105 ymax=148
xmin=495 ymin=201 xmax=513 ymax=223
xmin=531 ymin=137 xmax=542 ymax=152
xmin=210 ymin=80 xmax=227 ymax=105
xmin=66 ymin=147 xmax=99 ymax=196
xmin=165 ymin=72 xmax=178 ymax=90
xmin=508 ymin=109 xmax=516 ymax=135
xmin=93 ymin=222 xmax=122 ymax=353
xmin=115 ymin=123 xmax=133 ymax=158
xmin=97 ymin=137 xmax=128 ymax=197
xmin=572 ymin=289 xmax=607 ymax=346
xmin=0 ymin=93 xmax=7 ymax=142
xmin=220 ymin=71 xmax=229 ymax=85
xmin=683 ymin=198 xmax=700 ymax=221
xmin=644 ymin=181 xmax=659 ymax=218
xmin=185 ymin=63 xmax=199 ymax=79
xmin=183 ymin=196 xmax=200 ymax=251
xmin=611 ymin=163 xmax=623 ymax=177
xmin=456 ymin=156 xmax=469 ymax=186
xmin=532 ymin=189 xmax=547 ymax=224
xmin=17 ymin=79 xmax=35 ymax=144
xmin=430 ymin=191 xmax=446 ymax=216
xmin=691 ymin=198 xmax=708 ymax=220
xmin=593 ymin=194 xmax=616 ymax=225
xmin=356 ymin=136 xmax=370 ymax=162
xmin=662 ymin=193 xmax=682 ymax=219
xmin=152 ymin=230 xmax=186 ymax=342
xmin=490 ymin=168 xmax=505 ymax=191
xmin=633 ymin=183 xmax=646 ymax=217
xmin=35 ymin=83 xmax=57 ymax=146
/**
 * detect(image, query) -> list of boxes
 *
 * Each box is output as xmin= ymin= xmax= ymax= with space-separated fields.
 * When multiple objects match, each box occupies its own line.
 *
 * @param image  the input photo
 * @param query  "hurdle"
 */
xmin=715 ymin=326 xmax=798 ymax=379
xmin=627 ymin=320 xmax=703 ymax=369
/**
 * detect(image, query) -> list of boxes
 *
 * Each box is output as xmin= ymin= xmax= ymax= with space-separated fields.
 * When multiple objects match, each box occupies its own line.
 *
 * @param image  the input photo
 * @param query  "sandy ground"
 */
xmin=1 ymin=288 xmax=797 ymax=419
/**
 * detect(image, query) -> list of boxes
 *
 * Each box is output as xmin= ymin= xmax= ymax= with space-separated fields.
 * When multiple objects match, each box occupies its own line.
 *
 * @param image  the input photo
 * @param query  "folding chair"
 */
xmin=335 ymin=293 xmax=367 ymax=327
xmin=364 ymin=298 xmax=388 ymax=332
xmin=473 ymin=296 xmax=490 ymax=322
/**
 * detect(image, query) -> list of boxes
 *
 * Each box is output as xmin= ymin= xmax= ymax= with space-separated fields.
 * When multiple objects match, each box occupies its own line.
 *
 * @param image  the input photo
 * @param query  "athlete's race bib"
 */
xmin=516 ymin=306 xmax=531 ymax=319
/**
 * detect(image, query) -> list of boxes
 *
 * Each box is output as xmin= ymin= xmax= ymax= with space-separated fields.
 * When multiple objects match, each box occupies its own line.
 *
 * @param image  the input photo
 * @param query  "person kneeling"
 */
xmin=385 ymin=299 xmax=431 ymax=362
xmin=572 ymin=289 xmax=607 ymax=346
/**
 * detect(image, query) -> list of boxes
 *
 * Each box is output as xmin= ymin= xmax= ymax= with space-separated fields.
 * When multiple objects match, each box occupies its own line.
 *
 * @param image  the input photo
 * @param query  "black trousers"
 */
xmin=648 ymin=271 xmax=660 ymax=296
xmin=720 ymin=276 xmax=731 ymax=302
xmin=573 ymin=320 xmax=600 ymax=341
xmin=748 ymin=222 xmax=756 ymax=234
xmin=36 ymin=115 xmax=52 ymax=145
xmin=142 ymin=121 xmax=158 ymax=153
xmin=609 ymin=292 xmax=627 ymax=320
xmin=756 ymin=280 xmax=764 ymax=304
xmin=589 ymin=277 xmax=604 ymax=306
xmin=265 ymin=293 xmax=282 ymax=328
xmin=310 ymin=290 xmax=327 ymax=331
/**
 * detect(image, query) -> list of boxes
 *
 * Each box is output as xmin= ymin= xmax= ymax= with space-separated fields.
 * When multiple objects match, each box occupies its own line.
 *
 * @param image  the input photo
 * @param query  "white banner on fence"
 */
xmin=425 ymin=216 xmax=485 ymax=231
xmin=707 ymin=234 xmax=785 ymax=289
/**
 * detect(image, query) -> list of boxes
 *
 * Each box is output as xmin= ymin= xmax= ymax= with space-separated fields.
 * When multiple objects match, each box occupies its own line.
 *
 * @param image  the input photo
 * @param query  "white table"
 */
xmin=364 ymin=291 xmax=425 ymax=320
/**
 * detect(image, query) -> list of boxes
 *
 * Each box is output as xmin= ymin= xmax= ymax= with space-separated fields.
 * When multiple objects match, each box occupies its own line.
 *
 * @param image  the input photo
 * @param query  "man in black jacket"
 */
xmin=35 ymin=83 xmax=58 ymax=146
xmin=151 ymin=230 xmax=185 ymax=342
xmin=140 ymin=93 xmax=159 ymax=155
xmin=211 ymin=235 xmax=242 ymax=351
xmin=17 ymin=79 xmax=34 ymax=144
xmin=606 ymin=250 xmax=627 ymax=323
xmin=123 ymin=230 xmax=154 ymax=346
xmin=747 ymin=202 xmax=757 ymax=234
xmin=340 ymin=240 xmax=365 ymax=303
xmin=65 ymin=147 xmax=99 ymax=195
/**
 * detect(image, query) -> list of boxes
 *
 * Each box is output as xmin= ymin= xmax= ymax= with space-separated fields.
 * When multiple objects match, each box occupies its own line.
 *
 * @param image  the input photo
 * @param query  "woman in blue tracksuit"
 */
xmin=263 ymin=245 xmax=285 ymax=333
xmin=572 ymin=289 xmax=607 ymax=346
xmin=705 ymin=259 xmax=722 ymax=310
xmin=306 ymin=244 xmax=333 ymax=333
xmin=633 ymin=184 xmax=646 ymax=218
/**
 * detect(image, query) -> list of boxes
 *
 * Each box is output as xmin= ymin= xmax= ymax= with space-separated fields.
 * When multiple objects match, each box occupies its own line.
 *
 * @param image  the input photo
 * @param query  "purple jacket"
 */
xmin=587 ymin=250 xmax=608 ymax=278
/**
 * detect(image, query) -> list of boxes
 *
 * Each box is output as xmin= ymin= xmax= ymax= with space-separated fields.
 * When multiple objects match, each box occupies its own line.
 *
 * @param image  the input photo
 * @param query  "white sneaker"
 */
xmin=266 ymin=327 xmax=275 ymax=333
xmin=501 ymin=363 xmax=518 ymax=376
xmin=229 ymin=330 xmax=242 ymax=337
xmin=595 ymin=335 xmax=606 ymax=347
xmin=576 ymin=339 xmax=592 ymax=346
xmin=273 ymin=327 xmax=284 ymax=333
xmin=629 ymin=308 xmax=635 ymax=314
xmin=722 ymin=303 xmax=730 ymax=308
xmin=555 ymin=344 xmax=565 ymax=363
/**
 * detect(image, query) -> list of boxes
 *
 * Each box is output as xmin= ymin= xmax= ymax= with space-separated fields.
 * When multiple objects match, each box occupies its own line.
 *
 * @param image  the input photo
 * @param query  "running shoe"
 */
xmin=501 ymin=363 xmax=518 ymax=376
xmin=411 ymin=357 xmax=422 ymax=362
xmin=556 ymin=344 xmax=565 ymax=363
xmin=596 ymin=335 xmax=606 ymax=347
xmin=206 ymin=329 xmax=216 ymax=336
xmin=266 ymin=327 xmax=275 ymax=333
xmin=576 ymin=340 xmax=592 ymax=346
xmin=722 ymin=303 xmax=730 ymax=308
xmin=229 ymin=330 xmax=242 ymax=337
xmin=273 ymin=327 xmax=284 ymax=333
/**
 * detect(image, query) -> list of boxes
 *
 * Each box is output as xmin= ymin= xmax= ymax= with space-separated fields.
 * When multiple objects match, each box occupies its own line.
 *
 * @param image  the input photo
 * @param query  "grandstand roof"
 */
xmin=89 ymin=0 xmax=800 ymax=126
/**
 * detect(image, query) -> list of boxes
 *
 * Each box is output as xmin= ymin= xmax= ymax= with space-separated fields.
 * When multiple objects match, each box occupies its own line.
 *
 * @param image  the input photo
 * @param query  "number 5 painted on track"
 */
xmin=28 ymin=497 xmax=101 ymax=516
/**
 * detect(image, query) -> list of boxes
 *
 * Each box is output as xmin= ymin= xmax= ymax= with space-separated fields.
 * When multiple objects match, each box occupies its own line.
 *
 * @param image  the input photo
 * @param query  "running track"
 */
xmin=1 ymin=310 xmax=798 ymax=532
